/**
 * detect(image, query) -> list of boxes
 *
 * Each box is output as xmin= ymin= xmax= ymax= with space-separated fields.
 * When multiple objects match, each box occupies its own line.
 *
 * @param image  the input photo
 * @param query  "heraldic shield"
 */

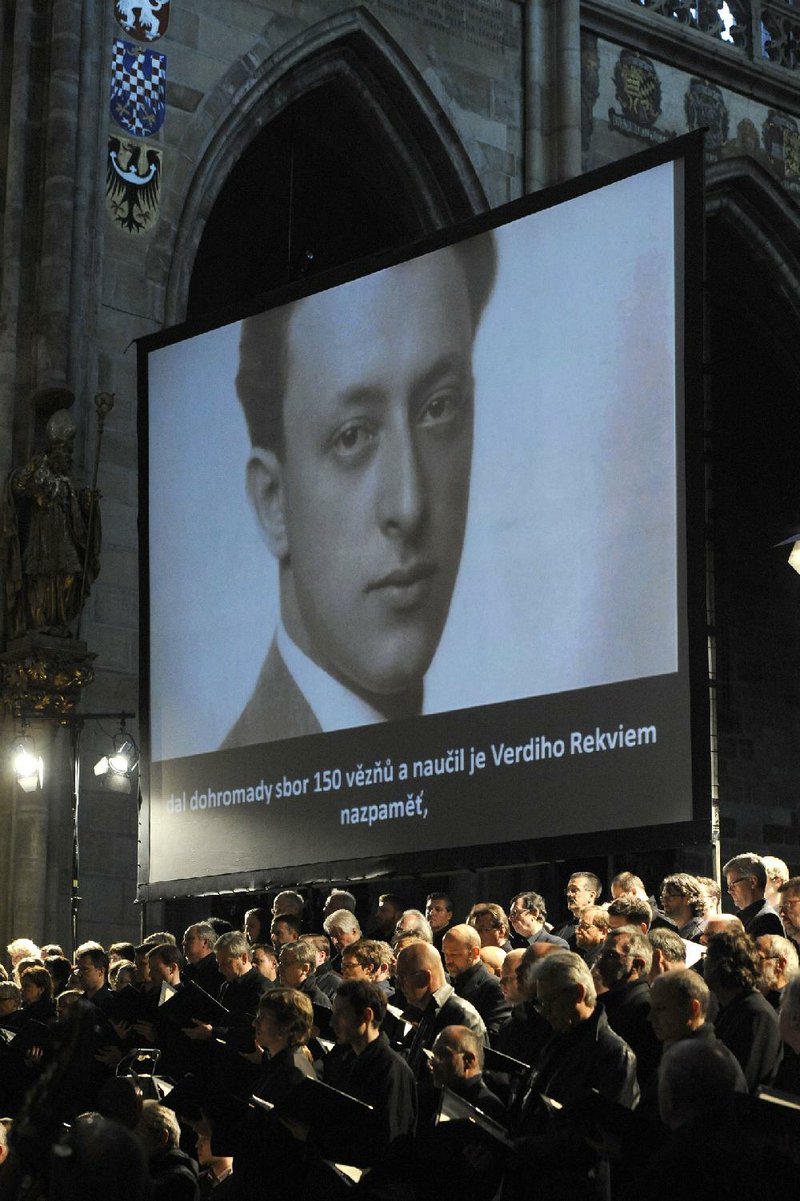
xmin=110 ymin=39 xmax=166 ymax=138
xmin=106 ymin=137 xmax=162 ymax=233
xmin=115 ymin=0 xmax=170 ymax=42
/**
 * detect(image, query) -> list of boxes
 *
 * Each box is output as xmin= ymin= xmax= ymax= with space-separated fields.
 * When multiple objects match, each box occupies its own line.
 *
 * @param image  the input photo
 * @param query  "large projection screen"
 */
xmin=139 ymin=137 xmax=708 ymax=897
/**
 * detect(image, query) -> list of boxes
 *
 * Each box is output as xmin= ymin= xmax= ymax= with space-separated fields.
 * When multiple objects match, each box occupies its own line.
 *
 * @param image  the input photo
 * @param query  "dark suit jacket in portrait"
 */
xmin=221 ymin=639 xmax=321 ymax=748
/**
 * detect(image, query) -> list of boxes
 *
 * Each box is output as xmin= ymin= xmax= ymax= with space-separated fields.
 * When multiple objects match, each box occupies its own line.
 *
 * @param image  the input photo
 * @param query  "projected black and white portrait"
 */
xmin=147 ymin=159 xmax=682 ymax=768
xmin=221 ymin=237 xmax=497 ymax=747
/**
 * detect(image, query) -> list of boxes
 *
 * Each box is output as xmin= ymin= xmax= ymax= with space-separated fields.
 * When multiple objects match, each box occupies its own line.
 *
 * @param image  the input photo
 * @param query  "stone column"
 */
xmin=523 ymin=0 xmax=582 ymax=192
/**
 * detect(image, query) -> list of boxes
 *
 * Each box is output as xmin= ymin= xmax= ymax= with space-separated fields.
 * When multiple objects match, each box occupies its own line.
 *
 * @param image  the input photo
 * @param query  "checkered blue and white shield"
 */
xmin=110 ymin=39 xmax=166 ymax=138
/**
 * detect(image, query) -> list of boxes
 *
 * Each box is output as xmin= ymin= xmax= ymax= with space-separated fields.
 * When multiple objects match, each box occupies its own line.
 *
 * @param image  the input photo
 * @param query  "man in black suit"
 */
xmin=394 ymin=941 xmax=486 ymax=1080
xmin=595 ymin=925 xmax=660 ymax=1087
xmin=442 ymin=924 xmax=510 ymax=1038
xmin=723 ymin=852 xmax=784 ymax=939
xmin=181 ymin=922 xmax=225 ymax=999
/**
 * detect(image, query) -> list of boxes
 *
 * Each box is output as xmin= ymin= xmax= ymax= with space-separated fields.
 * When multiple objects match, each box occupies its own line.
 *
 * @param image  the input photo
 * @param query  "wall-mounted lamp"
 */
xmin=9 ymin=732 xmax=44 ymax=793
xmin=94 ymin=721 xmax=139 ymax=793
xmin=775 ymin=533 xmax=800 ymax=576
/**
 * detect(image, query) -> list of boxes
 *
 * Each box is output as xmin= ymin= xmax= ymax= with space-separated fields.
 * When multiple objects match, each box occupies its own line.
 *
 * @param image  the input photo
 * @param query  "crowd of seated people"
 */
xmin=0 ymin=852 xmax=799 ymax=1199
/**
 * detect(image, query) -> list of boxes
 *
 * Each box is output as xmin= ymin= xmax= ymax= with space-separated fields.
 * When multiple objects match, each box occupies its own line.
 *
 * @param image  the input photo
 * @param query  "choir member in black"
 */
xmin=183 ymin=922 xmax=226 ymax=999
xmin=441 ymin=924 xmax=511 ymax=1038
xmin=206 ymin=987 xmax=316 ymax=1200
xmin=319 ymin=978 xmax=417 ymax=1167
xmin=704 ymin=928 xmax=782 ymax=1091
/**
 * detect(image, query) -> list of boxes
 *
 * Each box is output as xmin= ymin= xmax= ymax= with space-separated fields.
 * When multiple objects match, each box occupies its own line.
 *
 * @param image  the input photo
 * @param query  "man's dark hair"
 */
xmin=272 ymin=913 xmax=302 ymax=936
xmin=337 ymin=978 xmax=388 ymax=1026
xmin=244 ymin=907 xmax=272 ymax=936
xmin=704 ymin=930 xmax=760 ymax=993
xmin=45 ymin=955 xmax=74 ymax=993
xmin=722 ymin=853 xmax=767 ymax=892
xmin=237 ymin=232 xmax=498 ymax=457
xmin=652 ymin=966 xmax=710 ymax=1017
xmin=611 ymin=871 xmax=645 ymax=894
xmin=20 ymin=965 xmax=53 ymax=1000
xmin=77 ymin=947 xmax=109 ymax=973
xmin=378 ymin=892 xmax=405 ymax=910
xmin=206 ymin=917 xmax=233 ymax=936
xmin=147 ymin=944 xmax=186 ymax=972
xmin=468 ymin=903 xmax=509 ymax=932
xmin=648 ymin=928 xmax=686 ymax=965
xmin=342 ymin=939 xmax=390 ymax=973
xmin=570 ymin=872 xmax=602 ymax=900
xmin=608 ymin=896 xmax=653 ymax=929
xmin=426 ymin=892 xmax=454 ymax=913
xmin=660 ymin=873 xmax=705 ymax=916
xmin=109 ymin=942 xmax=136 ymax=961
xmin=511 ymin=891 xmax=548 ymax=921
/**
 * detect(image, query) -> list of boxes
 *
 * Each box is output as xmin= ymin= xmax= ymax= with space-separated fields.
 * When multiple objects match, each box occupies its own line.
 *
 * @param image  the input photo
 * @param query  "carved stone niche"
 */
xmin=0 ymin=633 xmax=96 ymax=717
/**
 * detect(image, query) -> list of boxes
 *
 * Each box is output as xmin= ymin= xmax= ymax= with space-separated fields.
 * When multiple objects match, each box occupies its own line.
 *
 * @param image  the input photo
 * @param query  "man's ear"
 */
xmin=247 ymin=448 xmax=289 ymax=561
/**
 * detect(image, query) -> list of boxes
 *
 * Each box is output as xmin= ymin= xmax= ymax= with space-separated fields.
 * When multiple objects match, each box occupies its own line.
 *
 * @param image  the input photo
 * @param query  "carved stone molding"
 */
xmin=0 ymin=634 xmax=96 ymax=717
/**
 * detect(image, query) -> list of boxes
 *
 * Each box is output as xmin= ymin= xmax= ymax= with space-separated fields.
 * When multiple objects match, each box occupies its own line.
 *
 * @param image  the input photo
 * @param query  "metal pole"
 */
xmin=70 ymin=719 xmax=82 ymax=954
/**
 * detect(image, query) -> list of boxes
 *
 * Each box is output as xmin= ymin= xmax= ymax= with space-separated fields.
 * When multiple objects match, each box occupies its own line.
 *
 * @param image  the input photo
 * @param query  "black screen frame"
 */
xmin=137 ymin=131 xmax=709 ymax=901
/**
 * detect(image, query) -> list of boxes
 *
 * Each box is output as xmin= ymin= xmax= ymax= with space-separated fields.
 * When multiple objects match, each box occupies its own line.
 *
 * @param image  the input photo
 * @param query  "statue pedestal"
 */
xmin=0 ymin=633 xmax=96 ymax=716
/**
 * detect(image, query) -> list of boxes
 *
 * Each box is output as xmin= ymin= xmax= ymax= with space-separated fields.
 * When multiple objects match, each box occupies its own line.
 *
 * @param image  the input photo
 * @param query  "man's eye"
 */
xmin=331 ymin=423 xmax=374 ymax=456
xmin=418 ymin=390 xmax=463 ymax=426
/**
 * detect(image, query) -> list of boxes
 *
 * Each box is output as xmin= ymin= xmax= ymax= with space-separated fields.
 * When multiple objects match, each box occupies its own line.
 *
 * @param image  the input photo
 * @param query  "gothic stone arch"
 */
xmin=157 ymin=8 xmax=489 ymax=327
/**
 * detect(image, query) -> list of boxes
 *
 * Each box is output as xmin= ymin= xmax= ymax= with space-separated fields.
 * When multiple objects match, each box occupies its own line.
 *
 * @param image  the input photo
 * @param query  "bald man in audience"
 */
xmin=442 ymin=924 xmax=510 ymax=1038
xmin=394 ymin=941 xmax=486 ymax=1079
xmin=479 ymin=946 xmax=505 ymax=978
xmin=699 ymin=913 xmax=744 ymax=945
xmin=430 ymin=1025 xmax=506 ymax=1121
xmin=648 ymin=968 xmax=745 ymax=1089
xmin=493 ymin=943 xmax=558 ymax=1065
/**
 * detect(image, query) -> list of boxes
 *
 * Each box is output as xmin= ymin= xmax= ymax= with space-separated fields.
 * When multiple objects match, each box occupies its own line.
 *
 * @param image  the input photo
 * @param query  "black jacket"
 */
xmin=452 ymin=962 xmax=511 ymax=1038
xmin=517 ymin=1005 xmax=639 ymax=1133
xmin=600 ymin=977 xmax=661 ymax=1085
xmin=713 ymin=987 xmax=782 ymax=1090
xmin=184 ymin=953 xmax=225 ymax=1000
xmin=318 ymin=1032 xmax=417 ymax=1166
xmin=739 ymin=898 xmax=784 ymax=940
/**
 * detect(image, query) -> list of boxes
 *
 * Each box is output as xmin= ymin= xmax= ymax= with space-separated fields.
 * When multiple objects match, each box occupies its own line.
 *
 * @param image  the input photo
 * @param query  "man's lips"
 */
xmin=365 ymin=561 xmax=438 ymax=613
xmin=366 ymin=562 xmax=437 ymax=591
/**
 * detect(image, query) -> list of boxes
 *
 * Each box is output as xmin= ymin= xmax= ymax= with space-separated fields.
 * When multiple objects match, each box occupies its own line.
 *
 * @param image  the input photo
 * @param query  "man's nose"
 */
xmin=379 ymin=422 xmax=426 ymax=537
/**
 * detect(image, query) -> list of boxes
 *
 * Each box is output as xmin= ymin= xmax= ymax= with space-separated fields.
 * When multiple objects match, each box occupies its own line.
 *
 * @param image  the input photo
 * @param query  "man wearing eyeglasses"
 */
xmin=777 ymin=876 xmax=800 ymax=950
xmin=722 ymin=853 xmax=784 ymax=939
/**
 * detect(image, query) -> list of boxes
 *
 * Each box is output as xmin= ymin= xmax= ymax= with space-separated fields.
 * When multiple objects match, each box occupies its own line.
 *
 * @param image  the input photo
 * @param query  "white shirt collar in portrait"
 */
xmin=277 ymin=622 xmax=391 ymax=733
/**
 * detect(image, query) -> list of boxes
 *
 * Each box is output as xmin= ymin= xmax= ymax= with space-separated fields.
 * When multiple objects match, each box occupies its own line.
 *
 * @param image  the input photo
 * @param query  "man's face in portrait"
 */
xmin=247 ymin=248 xmax=479 ymax=714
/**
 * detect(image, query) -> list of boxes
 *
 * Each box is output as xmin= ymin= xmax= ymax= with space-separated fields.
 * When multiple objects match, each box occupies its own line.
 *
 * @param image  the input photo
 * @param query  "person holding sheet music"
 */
xmin=206 ymin=988 xmax=316 ymax=1200
xmin=320 ymin=979 xmax=417 ymax=1165
xmin=429 ymin=1025 xmax=505 ymax=1122
xmin=505 ymin=951 xmax=638 ymax=1196
xmin=183 ymin=931 xmax=272 ymax=1049
xmin=394 ymin=941 xmax=486 ymax=1082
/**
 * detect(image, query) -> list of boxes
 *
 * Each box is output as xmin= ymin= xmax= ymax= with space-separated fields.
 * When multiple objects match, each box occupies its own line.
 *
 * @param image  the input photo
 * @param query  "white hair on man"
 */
xmin=531 ymin=949 xmax=598 ymax=1008
xmin=323 ymin=910 xmax=361 ymax=937
xmin=7 ymin=939 xmax=40 ymax=964
xmin=135 ymin=1100 xmax=181 ymax=1157
xmin=214 ymin=930 xmax=249 ymax=958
